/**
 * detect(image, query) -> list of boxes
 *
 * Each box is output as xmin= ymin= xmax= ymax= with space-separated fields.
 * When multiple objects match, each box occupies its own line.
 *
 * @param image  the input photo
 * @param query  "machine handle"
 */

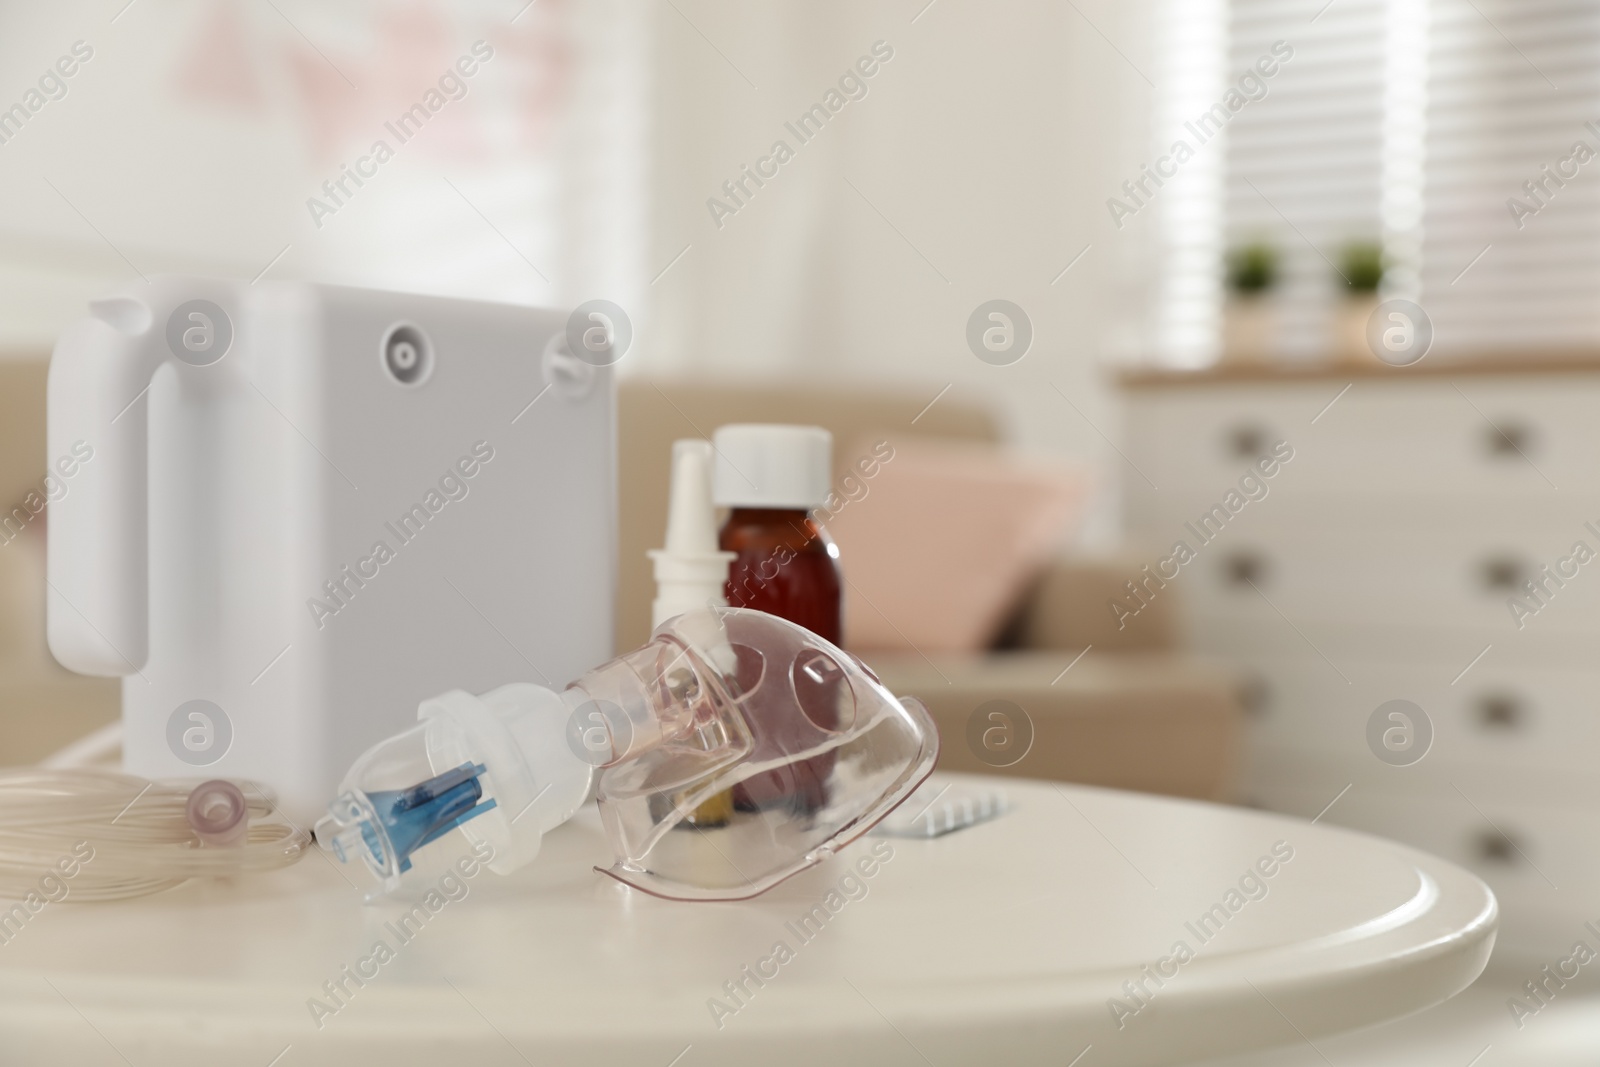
xmin=46 ymin=295 xmax=164 ymax=676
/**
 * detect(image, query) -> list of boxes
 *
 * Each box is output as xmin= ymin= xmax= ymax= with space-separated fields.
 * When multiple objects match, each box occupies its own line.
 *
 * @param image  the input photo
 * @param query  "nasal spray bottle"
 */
xmin=318 ymin=438 xmax=937 ymax=901
xmin=648 ymin=439 xmax=737 ymax=630
xmin=648 ymin=440 xmax=739 ymax=827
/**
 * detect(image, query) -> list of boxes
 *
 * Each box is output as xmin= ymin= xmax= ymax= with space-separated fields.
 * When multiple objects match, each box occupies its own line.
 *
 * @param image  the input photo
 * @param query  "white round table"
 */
xmin=0 ymin=774 xmax=1496 ymax=1066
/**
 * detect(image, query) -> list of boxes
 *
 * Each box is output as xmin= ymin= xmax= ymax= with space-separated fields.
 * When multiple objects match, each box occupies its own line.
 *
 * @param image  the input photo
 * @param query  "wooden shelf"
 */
xmin=1116 ymin=350 xmax=1600 ymax=389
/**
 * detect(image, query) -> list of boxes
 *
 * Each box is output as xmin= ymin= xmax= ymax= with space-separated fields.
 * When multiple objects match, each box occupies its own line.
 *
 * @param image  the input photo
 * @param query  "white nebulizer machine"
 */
xmin=18 ymin=277 xmax=939 ymax=905
xmin=45 ymin=277 xmax=615 ymax=825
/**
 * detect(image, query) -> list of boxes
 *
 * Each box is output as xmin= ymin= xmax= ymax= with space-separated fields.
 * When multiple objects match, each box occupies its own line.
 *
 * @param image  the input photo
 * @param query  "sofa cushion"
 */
xmin=828 ymin=436 xmax=1090 ymax=653
xmin=865 ymin=650 xmax=1242 ymax=801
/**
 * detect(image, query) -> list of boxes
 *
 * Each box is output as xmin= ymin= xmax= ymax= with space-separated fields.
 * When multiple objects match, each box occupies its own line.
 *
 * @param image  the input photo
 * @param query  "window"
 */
xmin=1156 ymin=0 xmax=1600 ymax=363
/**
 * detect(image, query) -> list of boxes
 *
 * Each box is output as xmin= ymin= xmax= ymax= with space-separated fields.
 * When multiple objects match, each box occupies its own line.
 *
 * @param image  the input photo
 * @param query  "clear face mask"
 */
xmin=315 ymin=607 xmax=939 ymax=900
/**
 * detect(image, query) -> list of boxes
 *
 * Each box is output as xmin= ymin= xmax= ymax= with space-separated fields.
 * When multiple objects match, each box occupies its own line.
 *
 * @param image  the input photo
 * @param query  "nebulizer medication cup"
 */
xmin=316 ymin=607 xmax=939 ymax=901
xmin=314 ymin=683 xmax=593 ymax=895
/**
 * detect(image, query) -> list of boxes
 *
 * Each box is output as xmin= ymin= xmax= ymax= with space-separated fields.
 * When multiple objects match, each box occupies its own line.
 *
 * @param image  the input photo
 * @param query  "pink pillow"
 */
xmin=824 ymin=437 xmax=1091 ymax=653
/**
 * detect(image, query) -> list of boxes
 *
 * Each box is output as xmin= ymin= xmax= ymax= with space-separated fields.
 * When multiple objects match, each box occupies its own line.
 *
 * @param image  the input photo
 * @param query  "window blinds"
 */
xmin=1419 ymin=1 xmax=1600 ymax=353
xmin=1223 ymin=0 xmax=1388 ymax=361
xmin=1159 ymin=0 xmax=1600 ymax=362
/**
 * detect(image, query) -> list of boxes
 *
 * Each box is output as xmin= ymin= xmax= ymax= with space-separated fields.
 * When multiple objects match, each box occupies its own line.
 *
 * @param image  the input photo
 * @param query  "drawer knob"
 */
xmin=1225 ymin=424 xmax=1269 ymax=460
xmin=1477 ymin=694 xmax=1525 ymax=730
xmin=1473 ymin=827 xmax=1524 ymax=866
xmin=1223 ymin=551 xmax=1268 ymax=588
xmin=1484 ymin=421 xmax=1534 ymax=458
xmin=1239 ymin=674 xmax=1271 ymax=718
xmin=1479 ymin=556 xmax=1529 ymax=592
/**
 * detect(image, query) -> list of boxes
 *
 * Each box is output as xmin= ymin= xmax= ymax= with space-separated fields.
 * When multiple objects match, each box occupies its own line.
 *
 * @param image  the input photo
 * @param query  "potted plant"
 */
xmin=1223 ymin=242 xmax=1278 ymax=364
xmin=1337 ymin=240 xmax=1384 ymax=363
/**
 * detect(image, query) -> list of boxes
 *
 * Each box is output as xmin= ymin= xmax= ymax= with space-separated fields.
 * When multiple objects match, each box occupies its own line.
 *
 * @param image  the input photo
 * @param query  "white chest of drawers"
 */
xmin=1119 ymin=358 xmax=1600 ymax=955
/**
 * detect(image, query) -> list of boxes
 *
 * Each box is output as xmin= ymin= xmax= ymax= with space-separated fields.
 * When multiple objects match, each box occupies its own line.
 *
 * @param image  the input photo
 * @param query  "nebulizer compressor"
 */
xmin=5 ymin=281 xmax=939 ymax=905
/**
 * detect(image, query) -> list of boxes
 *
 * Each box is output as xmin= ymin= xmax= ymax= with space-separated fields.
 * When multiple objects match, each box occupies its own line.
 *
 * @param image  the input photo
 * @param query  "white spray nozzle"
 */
xmin=648 ymin=439 xmax=735 ymax=629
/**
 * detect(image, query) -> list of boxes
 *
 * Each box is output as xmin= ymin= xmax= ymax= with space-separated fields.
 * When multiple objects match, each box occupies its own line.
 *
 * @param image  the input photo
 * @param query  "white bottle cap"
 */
xmin=648 ymin=439 xmax=735 ymax=629
xmin=712 ymin=424 xmax=832 ymax=509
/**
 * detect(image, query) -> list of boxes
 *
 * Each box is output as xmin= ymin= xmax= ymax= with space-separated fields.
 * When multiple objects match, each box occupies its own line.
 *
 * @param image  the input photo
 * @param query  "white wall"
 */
xmin=0 ymin=0 xmax=645 ymax=347
xmin=0 ymin=0 xmax=1159 ymax=545
xmin=644 ymin=0 xmax=1158 ymax=547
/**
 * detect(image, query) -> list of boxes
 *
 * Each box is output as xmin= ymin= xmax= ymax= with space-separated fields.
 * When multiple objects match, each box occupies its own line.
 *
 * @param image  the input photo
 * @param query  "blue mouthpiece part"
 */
xmin=362 ymin=762 xmax=498 ymax=873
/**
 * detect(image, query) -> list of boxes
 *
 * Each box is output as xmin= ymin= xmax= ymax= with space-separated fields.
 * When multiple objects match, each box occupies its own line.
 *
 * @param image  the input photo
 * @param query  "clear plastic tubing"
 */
xmin=0 ymin=769 xmax=309 ymax=902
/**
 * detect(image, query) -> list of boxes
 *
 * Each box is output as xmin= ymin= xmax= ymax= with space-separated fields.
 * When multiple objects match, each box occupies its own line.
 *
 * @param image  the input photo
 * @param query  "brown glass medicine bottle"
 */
xmin=713 ymin=425 xmax=841 ymax=814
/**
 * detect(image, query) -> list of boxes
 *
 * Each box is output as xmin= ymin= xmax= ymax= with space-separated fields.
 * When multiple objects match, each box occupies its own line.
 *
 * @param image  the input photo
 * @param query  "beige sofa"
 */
xmin=0 ymin=358 xmax=120 ymax=764
xmin=0 ymin=361 xmax=1241 ymax=802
